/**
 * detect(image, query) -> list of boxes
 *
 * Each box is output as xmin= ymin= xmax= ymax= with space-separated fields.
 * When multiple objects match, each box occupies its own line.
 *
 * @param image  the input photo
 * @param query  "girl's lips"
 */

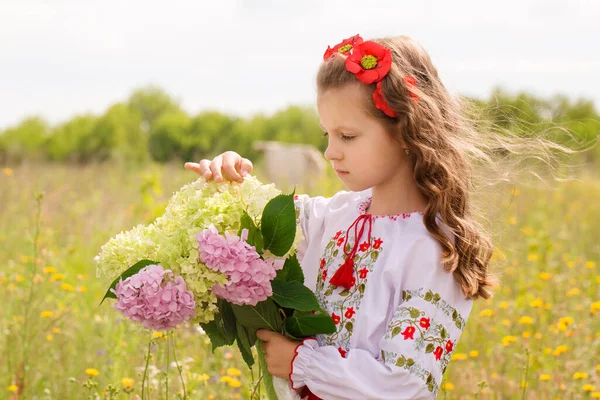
xmin=335 ymin=169 xmax=349 ymax=175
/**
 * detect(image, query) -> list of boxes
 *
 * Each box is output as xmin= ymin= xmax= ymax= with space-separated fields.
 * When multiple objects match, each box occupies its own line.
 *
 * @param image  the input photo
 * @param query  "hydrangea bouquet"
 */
xmin=95 ymin=176 xmax=335 ymax=399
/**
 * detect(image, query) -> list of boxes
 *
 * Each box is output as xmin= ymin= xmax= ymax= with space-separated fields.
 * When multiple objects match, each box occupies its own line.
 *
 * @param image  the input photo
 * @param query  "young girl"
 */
xmin=185 ymin=34 xmax=499 ymax=399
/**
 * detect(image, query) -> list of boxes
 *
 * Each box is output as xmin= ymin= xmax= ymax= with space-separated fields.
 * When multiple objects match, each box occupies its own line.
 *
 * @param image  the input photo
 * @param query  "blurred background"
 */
xmin=0 ymin=1 xmax=599 ymax=399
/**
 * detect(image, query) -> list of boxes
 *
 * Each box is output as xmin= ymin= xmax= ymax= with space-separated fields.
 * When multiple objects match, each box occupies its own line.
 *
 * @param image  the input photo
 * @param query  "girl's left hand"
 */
xmin=256 ymin=329 xmax=302 ymax=379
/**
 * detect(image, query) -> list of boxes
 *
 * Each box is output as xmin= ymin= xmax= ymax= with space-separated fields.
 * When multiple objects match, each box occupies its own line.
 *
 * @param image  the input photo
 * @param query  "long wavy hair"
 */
xmin=316 ymin=35 xmax=580 ymax=300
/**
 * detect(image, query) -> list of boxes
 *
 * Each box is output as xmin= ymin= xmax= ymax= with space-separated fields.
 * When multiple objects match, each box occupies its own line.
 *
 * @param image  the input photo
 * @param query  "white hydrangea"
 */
xmin=94 ymin=175 xmax=300 ymax=324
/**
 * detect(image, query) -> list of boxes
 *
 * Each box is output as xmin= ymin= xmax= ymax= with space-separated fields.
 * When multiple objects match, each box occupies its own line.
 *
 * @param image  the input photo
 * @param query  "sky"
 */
xmin=0 ymin=0 xmax=598 ymax=129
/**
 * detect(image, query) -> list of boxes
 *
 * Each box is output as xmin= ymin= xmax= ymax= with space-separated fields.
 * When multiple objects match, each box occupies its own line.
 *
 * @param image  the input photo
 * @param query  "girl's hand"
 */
xmin=256 ymin=329 xmax=302 ymax=379
xmin=184 ymin=151 xmax=253 ymax=183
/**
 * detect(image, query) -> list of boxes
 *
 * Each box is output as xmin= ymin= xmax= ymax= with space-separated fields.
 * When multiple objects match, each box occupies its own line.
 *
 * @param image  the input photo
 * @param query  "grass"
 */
xmin=0 ymin=161 xmax=598 ymax=399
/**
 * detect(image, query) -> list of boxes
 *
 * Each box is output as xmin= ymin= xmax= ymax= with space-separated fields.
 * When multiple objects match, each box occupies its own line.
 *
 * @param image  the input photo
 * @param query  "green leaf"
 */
xmin=274 ymin=254 xmax=304 ymax=284
xmin=345 ymin=321 xmax=353 ymax=332
xmin=236 ymin=323 xmax=255 ymax=368
xmin=409 ymin=307 xmax=420 ymax=319
xmin=231 ymin=299 xmax=282 ymax=332
xmin=261 ymin=193 xmax=296 ymax=257
xmin=440 ymin=327 xmax=447 ymax=339
xmin=424 ymin=291 xmax=433 ymax=301
xmin=239 ymin=211 xmax=264 ymax=253
xmin=219 ymin=299 xmax=237 ymax=342
xmin=271 ymin=280 xmax=320 ymax=311
xmin=396 ymin=356 xmax=406 ymax=367
xmin=99 ymin=259 xmax=157 ymax=305
xmin=432 ymin=293 xmax=441 ymax=302
xmin=284 ymin=313 xmax=336 ymax=338
xmin=391 ymin=327 xmax=401 ymax=338
xmin=406 ymin=358 xmax=415 ymax=367
xmin=256 ymin=342 xmax=277 ymax=399
xmin=425 ymin=343 xmax=435 ymax=353
xmin=358 ymin=284 xmax=365 ymax=294
xmin=200 ymin=316 xmax=234 ymax=353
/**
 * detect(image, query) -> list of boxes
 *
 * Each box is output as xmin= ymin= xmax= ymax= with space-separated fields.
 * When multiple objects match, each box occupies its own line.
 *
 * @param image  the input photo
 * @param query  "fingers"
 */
xmin=239 ymin=158 xmax=253 ymax=176
xmin=222 ymin=152 xmax=244 ymax=183
xmin=184 ymin=160 xmax=211 ymax=178
xmin=209 ymin=156 xmax=224 ymax=182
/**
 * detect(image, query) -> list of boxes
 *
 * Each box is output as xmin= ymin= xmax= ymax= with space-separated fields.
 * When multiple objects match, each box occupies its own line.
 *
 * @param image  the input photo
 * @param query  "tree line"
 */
xmin=0 ymin=86 xmax=598 ymax=165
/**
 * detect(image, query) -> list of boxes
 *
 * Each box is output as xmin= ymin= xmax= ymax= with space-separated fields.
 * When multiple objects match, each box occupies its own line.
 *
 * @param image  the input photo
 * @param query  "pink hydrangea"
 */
xmin=111 ymin=264 xmax=196 ymax=331
xmin=196 ymin=224 xmax=284 ymax=306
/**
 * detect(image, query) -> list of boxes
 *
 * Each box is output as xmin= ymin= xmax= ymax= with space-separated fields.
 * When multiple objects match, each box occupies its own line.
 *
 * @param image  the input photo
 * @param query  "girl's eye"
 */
xmin=322 ymin=132 xmax=354 ymax=141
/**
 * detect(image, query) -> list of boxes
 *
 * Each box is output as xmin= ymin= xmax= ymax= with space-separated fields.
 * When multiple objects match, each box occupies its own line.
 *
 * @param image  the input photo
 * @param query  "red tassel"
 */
xmin=329 ymin=256 xmax=355 ymax=290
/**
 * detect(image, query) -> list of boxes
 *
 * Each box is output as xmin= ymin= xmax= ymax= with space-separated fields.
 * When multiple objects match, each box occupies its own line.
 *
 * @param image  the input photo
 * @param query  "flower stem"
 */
xmin=166 ymin=331 xmax=169 ymax=400
xmin=171 ymin=330 xmax=187 ymax=399
xmin=142 ymin=332 xmax=152 ymax=400
xmin=256 ymin=342 xmax=277 ymax=400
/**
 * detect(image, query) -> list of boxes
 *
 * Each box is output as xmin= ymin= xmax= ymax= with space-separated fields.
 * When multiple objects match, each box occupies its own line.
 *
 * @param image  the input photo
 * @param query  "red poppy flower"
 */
xmin=373 ymin=238 xmax=383 ymax=249
xmin=345 ymin=307 xmax=356 ymax=319
xmin=419 ymin=317 xmax=431 ymax=330
xmin=445 ymin=340 xmax=454 ymax=353
xmin=359 ymin=267 xmax=369 ymax=279
xmin=345 ymin=41 xmax=392 ymax=84
xmin=320 ymin=258 xmax=326 ymax=269
xmin=433 ymin=346 xmax=444 ymax=360
xmin=323 ymin=34 xmax=363 ymax=61
xmin=359 ymin=241 xmax=370 ymax=252
xmin=332 ymin=312 xmax=340 ymax=324
xmin=401 ymin=326 xmax=416 ymax=340
xmin=372 ymin=81 xmax=398 ymax=118
xmin=338 ymin=347 xmax=347 ymax=358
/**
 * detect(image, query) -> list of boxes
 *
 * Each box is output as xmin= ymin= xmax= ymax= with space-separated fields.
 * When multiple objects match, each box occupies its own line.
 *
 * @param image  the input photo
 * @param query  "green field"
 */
xmin=1 ymin=161 xmax=598 ymax=399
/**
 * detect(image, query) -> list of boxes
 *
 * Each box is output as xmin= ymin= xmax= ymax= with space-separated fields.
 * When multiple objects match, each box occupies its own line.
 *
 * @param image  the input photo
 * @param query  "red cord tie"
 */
xmin=329 ymin=214 xmax=372 ymax=290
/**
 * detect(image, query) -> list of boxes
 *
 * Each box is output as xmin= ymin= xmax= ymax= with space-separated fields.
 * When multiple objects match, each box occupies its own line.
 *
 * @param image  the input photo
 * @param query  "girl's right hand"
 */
xmin=184 ymin=151 xmax=253 ymax=184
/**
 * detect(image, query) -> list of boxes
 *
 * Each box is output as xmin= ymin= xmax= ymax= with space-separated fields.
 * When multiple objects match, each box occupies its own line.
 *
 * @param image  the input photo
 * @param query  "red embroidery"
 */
xmin=334 ymin=230 xmax=343 ymax=240
xmin=420 ymin=317 xmax=431 ymax=330
xmin=401 ymin=326 xmax=416 ymax=340
xmin=359 ymin=241 xmax=370 ymax=252
xmin=359 ymin=267 xmax=369 ymax=279
xmin=336 ymin=237 xmax=345 ymax=246
xmin=373 ymin=238 xmax=383 ymax=249
xmin=332 ymin=313 xmax=340 ymax=324
xmin=433 ymin=346 xmax=443 ymax=360
xmin=445 ymin=340 xmax=453 ymax=353
xmin=338 ymin=347 xmax=347 ymax=358
xmin=344 ymin=307 xmax=356 ymax=319
xmin=319 ymin=258 xmax=326 ymax=269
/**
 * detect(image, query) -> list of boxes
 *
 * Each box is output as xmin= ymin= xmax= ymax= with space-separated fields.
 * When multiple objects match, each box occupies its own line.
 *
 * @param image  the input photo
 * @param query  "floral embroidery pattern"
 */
xmin=357 ymin=196 xmax=424 ymax=221
xmin=314 ymin=230 xmax=384 ymax=356
xmin=379 ymin=288 xmax=467 ymax=395
xmin=402 ymin=288 xmax=466 ymax=330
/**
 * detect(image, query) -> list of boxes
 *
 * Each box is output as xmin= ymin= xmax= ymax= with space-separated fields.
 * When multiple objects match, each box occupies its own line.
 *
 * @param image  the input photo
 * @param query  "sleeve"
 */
xmin=293 ymin=193 xmax=332 ymax=264
xmin=289 ymin=237 xmax=474 ymax=400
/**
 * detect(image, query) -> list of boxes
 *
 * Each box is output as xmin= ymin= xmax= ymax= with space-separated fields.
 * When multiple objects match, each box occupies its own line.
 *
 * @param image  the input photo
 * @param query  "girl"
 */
xmin=185 ymin=34 xmax=511 ymax=399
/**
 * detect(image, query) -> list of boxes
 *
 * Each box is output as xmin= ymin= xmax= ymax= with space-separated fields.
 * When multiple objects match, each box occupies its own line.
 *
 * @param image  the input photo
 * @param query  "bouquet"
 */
xmin=95 ymin=176 xmax=335 ymax=399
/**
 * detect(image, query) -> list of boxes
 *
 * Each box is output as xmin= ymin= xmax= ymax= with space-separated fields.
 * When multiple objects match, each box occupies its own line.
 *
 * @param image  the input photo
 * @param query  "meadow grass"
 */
xmin=0 ymin=161 xmax=598 ymax=399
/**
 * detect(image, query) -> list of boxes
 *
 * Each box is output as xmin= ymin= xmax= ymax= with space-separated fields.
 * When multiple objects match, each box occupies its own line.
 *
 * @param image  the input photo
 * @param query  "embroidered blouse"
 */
xmin=288 ymin=188 xmax=474 ymax=400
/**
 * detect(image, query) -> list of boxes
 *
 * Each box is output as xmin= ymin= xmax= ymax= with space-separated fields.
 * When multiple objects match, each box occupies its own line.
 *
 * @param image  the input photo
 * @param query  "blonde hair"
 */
xmin=316 ymin=35 xmax=587 ymax=300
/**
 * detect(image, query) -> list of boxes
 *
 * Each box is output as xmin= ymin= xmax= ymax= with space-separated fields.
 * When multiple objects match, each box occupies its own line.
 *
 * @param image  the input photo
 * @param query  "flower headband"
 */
xmin=323 ymin=34 xmax=419 ymax=118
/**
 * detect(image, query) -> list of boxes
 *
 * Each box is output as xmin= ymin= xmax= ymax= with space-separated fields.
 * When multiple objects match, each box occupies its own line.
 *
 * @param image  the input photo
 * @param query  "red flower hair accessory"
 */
xmin=372 ymin=81 xmax=397 ymax=118
xmin=404 ymin=75 xmax=419 ymax=102
xmin=323 ymin=34 xmax=363 ymax=61
xmin=344 ymin=41 xmax=392 ymax=84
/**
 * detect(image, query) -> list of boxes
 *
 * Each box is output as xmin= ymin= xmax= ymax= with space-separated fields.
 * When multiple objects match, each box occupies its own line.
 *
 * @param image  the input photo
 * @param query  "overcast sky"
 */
xmin=0 ymin=0 xmax=598 ymax=129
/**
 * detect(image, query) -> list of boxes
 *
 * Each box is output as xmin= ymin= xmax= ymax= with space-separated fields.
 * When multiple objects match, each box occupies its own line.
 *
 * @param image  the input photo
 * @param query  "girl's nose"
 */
xmin=324 ymin=142 xmax=341 ymax=161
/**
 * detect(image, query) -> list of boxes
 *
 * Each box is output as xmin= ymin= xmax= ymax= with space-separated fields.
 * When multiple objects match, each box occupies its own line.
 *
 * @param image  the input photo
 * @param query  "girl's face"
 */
xmin=317 ymin=83 xmax=407 ymax=192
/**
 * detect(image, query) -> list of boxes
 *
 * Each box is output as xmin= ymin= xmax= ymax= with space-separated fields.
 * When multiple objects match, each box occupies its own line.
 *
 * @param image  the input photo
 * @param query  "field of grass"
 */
xmin=0 ymin=161 xmax=598 ymax=399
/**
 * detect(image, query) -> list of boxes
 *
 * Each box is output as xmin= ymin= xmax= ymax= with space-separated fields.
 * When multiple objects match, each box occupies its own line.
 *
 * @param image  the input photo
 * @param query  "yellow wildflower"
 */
xmin=502 ymin=319 xmax=511 ymax=326
xmin=539 ymin=374 xmax=551 ymax=381
xmin=591 ymin=301 xmax=600 ymax=315
xmin=528 ymin=253 xmax=539 ymax=261
xmin=442 ymin=382 xmax=455 ymax=390
xmin=60 ymin=283 xmax=74 ymax=292
xmin=220 ymin=376 xmax=233 ymax=383
xmin=479 ymin=308 xmax=494 ymax=317
xmin=567 ymin=261 xmax=575 ymax=268
xmin=498 ymin=301 xmax=510 ymax=309
xmin=566 ymin=288 xmax=580 ymax=297
xmin=228 ymin=379 xmax=242 ymax=388
xmin=502 ymin=336 xmax=517 ymax=346
xmin=518 ymin=316 xmax=534 ymax=325
xmin=572 ymin=372 xmax=588 ymax=380
xmin=529 ymin=298 xmax=544 ymax=308
xmin=227 ymin=368 xmax=241 ymax=376
xmin=3 ymin=168 xmax=13 ymax=176
xmin=451 ymin=353 xmax=468 ymax=360
xmin=596 ymin=364 xmax=600 ymax=371
xmin=539 ymin=272 xmax=552 ymax=280
xmin=122 ymin=378 xmax=134 ymax=388
xmin=46 ymin=334 xmax=53 ymax=341
xmin=544 ymin=303 xmax=552 ymax=310
xmin=559 ymin=317 xmax=574 ymax=325
xmin=40 ymin=311 xmax=54 ymax=318
xmin=469 ymin=350 xmax=479 ymax=358
xmin=583 ymin=384 xmax=596 ymax=391
xmin=52 ymin=327 xmax=61 ymax=334
xmin=508 ymin=217 xmax=517 ymax=225
xmin=152 ymin=332 xmax=164 ymax=339
xmin=586 ymin=261 xmax=596 ymax=269
xmin=197 ymin=373 xmax=210 ymax=382
xmin=50 ymin=273 xmax=65 ymax=281
xmin=78 ymin=286 xmax=88 ymax=293
xmin=8 ymin=385 xmax=18 ymax=392
xmin=591 ymin=392 xmax=600 ymax=398
xmin=43 ymin=267 xmax=57 ymax=274
xmin=543 ymin=348 xmax=552 ymax=355
xmin=522 ymin=331 xmax=531 ymax=339
xmin=534 ymin=333 xmax=542 ymax=339
xmin=85 ymin=368 xmax=100 ymax=377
